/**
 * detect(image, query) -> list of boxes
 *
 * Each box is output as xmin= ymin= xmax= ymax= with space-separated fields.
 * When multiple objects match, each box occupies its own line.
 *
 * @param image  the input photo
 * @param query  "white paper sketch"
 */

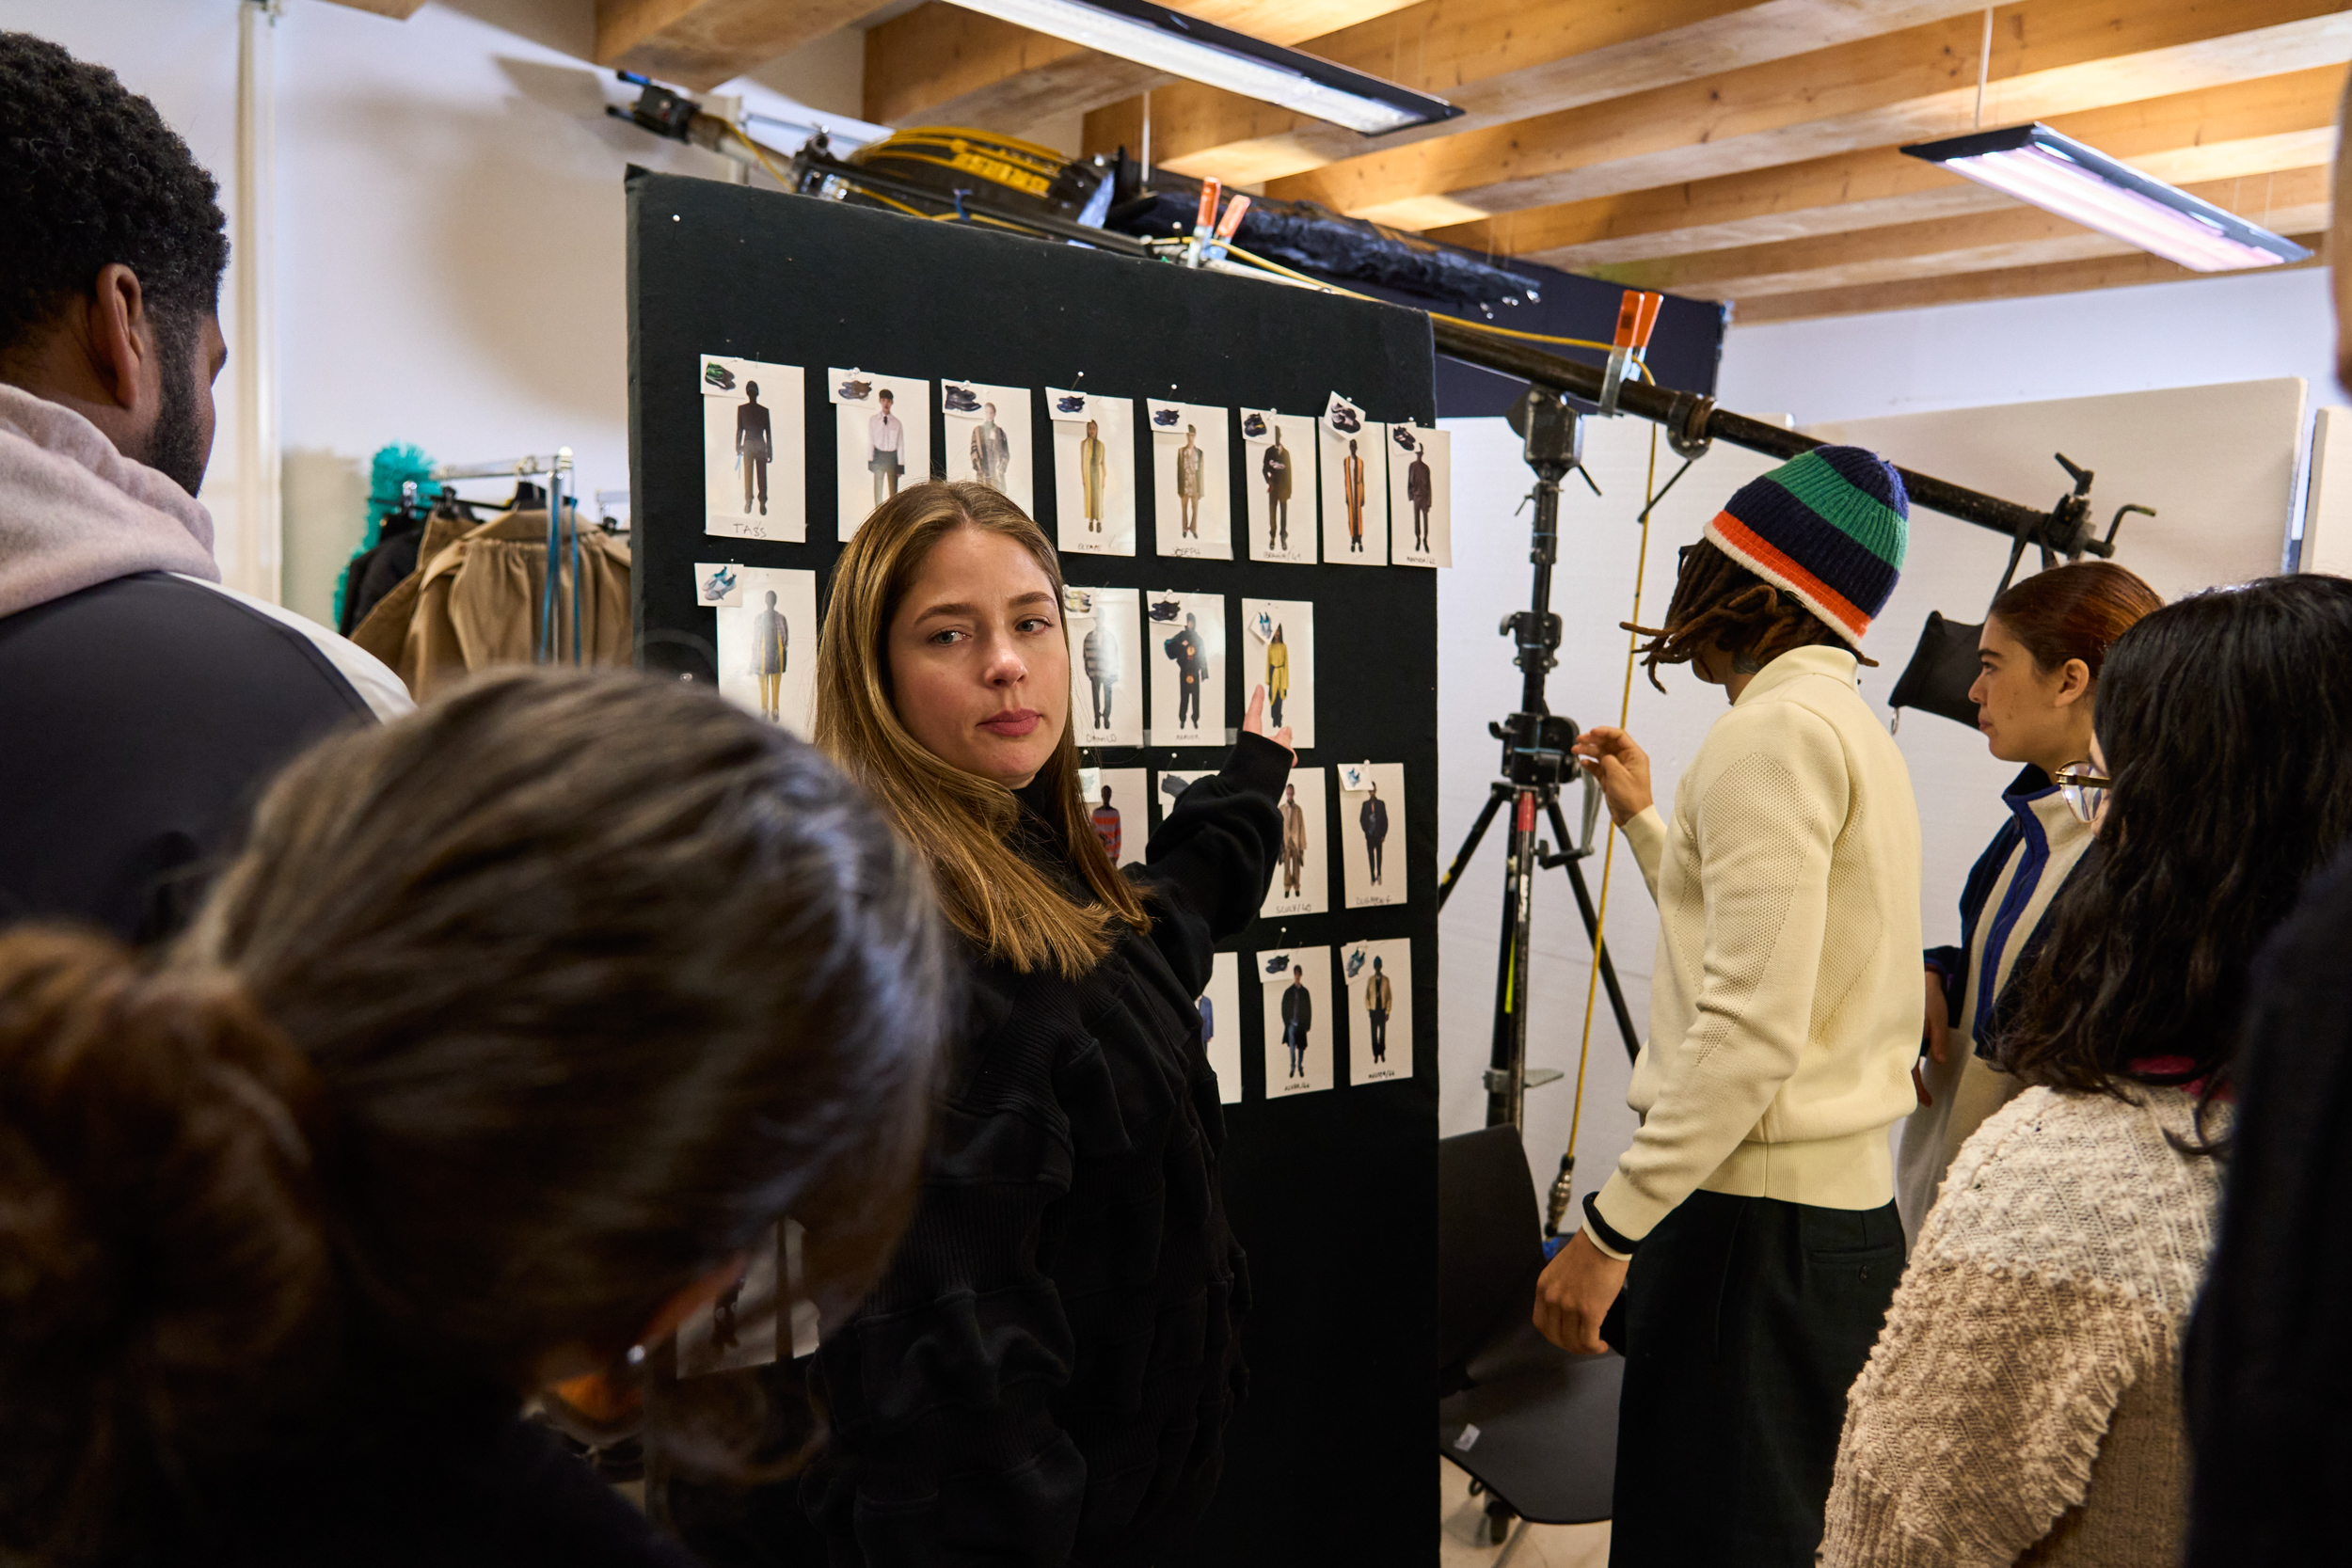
xmin=1342 ymin=938 xmax=1410 ymax=1085
xmin=693 ymin=562 xmax=744 ymax=608
xmin=703 ymin=356 xmax=806 ymax=543
xmin=1149 ymin=400 xmax=1232 ymax=561
xmin=944 ymin=380 xmax=1034 ymax=515
xmin=1088 ymin=767 xmax=1149 ymax=869
xmin=1240 ymin=409 xmax=1317 ymax=565
xmin=831 ymin=368 xmax=930 ymax=539
xmin=1263 ymin=766 xmax=1329 ymax=919
xmin=1065 ymin=586 xmax=1144 ymax=748
xmin=1241 ymin=598 xmax=1314 ymax=750
xmin=1261 ymin=945 xmax=1334 ymax=1097
xmin=1200 ymin=951 xmax=1242 ymax=1105
xmin=678 ymin=1218 xmax=819 ymax=1378
xmin=1339 ymin=761 xmax=1406 ymax=909
xmin=1388 ymin=424 xmax=1451 ymax=567
xmin=1322 ymin=415 xmax=1389 ymax=566
xmin=1148 ymin=590 xmax=1226 ymax=747
xmin=714 ymin=566 xmax=819 ymax=736
xmin=1048 ymin=388 xmax=1136 ymax=557
xmin=678 ymin=1220 xmax=777 ymax=1377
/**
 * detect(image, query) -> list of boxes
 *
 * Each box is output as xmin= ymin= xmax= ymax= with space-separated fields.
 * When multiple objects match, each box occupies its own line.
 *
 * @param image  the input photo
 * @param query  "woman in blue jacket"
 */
xmin=1896 ymin=561 xmax=2162 ymax=1238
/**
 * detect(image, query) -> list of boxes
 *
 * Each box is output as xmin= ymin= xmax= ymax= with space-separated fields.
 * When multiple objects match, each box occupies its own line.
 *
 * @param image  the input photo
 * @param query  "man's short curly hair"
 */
xmin=0 ymin=32 xmax=230 ymax=357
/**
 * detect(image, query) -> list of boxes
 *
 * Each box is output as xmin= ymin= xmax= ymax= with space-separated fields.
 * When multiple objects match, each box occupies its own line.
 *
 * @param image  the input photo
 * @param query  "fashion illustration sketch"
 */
xmin=1241 ymin=409 xmax=1318 ymax=565
xmin=830 ymin=368 xmax=930 ymax=539
xmin=1048 ymin=388 xmax=1136 ymax=556
xmin=701 ymin=354 xmax=805 ymax=542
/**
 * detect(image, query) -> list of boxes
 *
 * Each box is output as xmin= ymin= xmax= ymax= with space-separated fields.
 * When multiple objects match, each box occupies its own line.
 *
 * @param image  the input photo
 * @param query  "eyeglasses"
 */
xmin=2053 ymin=761 xmax=2112 ymax=825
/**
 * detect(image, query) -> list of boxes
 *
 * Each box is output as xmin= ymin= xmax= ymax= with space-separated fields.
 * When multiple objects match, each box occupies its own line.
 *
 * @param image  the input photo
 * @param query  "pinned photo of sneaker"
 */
xmin=704 ymin=361 xmax=737 ymax=391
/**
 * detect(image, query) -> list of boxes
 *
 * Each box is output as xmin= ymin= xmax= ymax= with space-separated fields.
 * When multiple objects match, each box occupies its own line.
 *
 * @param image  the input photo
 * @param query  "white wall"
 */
xmin=1438 ymin=374 xmax=2312 ymax=1209
xmin=1720 ymin=265 xmax=2341 ymax=425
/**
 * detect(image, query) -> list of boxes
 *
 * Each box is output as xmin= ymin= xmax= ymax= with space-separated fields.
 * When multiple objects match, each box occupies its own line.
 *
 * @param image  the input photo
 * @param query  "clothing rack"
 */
xmin=430 ymin=449 xmax=580 ymax=664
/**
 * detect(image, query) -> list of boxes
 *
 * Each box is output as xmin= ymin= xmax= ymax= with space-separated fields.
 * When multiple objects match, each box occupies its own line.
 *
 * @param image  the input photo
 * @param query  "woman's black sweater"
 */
xmin=801 ymin=736 xmax=1286 ymax=1567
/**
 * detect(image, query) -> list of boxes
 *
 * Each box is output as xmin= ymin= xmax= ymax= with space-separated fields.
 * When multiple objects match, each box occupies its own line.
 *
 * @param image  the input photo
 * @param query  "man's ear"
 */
xmin=81 ymin=263 xmax=160 ymax=415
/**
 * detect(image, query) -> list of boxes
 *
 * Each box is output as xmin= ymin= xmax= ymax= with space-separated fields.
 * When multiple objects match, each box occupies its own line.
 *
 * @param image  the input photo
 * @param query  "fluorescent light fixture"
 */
xmin=937 ymin=0 xmax=1461 ymax=135
xmin=1901 ymin=123 xmax=2312 ymax=273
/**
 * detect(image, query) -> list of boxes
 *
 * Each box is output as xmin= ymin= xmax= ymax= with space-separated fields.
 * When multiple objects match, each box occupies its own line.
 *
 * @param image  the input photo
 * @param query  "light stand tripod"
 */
xmin=1437 ymin=388 xmax=1643 ymax=1153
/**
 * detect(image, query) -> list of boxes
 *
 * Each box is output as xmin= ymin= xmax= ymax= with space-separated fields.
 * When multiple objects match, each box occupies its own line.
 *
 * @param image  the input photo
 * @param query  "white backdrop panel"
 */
xmin=1439 ymin=376 xmax=2307 ymax=1205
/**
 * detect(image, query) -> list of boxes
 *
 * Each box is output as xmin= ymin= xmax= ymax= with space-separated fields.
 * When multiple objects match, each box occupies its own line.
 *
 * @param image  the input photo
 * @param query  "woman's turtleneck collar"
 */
xmin=1011 ymin=770 xmax=1071 ymax=857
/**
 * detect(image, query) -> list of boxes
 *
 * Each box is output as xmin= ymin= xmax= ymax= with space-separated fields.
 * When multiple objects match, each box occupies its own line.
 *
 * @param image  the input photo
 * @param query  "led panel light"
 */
xmin=939 ymin=0 xmax=1461 ymax=136
xmin=1901 ymin=123 xmax=2312 ymax=273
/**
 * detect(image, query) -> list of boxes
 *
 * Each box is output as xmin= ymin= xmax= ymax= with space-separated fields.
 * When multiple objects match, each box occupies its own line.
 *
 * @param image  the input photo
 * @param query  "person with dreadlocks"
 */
xmin=1531 ymin=447 xmax=1924 ymax=1568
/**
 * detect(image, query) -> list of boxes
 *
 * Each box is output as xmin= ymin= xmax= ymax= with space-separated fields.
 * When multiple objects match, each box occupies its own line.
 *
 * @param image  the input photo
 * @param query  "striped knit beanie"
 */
xmin=1705 ymin=446 xmax=1909 ymax=647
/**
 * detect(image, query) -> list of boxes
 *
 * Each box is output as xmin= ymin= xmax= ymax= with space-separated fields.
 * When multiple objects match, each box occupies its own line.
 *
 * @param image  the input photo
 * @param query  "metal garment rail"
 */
xmin=431 ymin=449 xmax=582 ymax=664
xmin=1427 ymin=316 xmax=2092 ymax=550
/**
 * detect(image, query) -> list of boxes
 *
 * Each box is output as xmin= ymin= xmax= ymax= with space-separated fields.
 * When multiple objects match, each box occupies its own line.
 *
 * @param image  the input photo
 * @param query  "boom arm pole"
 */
xmin=1427 ymin=316 xmax=2077 ymax=547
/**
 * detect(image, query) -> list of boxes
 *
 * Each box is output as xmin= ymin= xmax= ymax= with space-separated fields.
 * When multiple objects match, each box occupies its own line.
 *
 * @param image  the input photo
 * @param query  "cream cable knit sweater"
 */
xmin=1820 ymin=1085 xmax=2228 ymax=1567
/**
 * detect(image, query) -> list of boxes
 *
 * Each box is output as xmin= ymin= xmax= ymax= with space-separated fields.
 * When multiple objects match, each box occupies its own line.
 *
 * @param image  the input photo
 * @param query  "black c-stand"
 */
xmin=1436 ymin=387 xmax=1643 ymax=1147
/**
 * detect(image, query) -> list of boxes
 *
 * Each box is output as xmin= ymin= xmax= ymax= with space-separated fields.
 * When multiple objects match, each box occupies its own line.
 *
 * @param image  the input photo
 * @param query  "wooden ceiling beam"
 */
xmin=594 ymin=0 xmax=882 ymax=92
xmin=1261 ymin=0 xmax=2352 ymax=231
xmin=1080 ymin=0 xmax=1991 ymax=185
xmin=314 ymin=0 xmax=431 ymax=18
xmin=1432 ymin=65 xmax=2345 ymax=270
xmin=1733 ymin=230 xmax=2328 ymax=323
xmin=863 ymin=0 xmax=1424 ymax=134
xmin=1594 ymin=164 xmax=2330 ymax=300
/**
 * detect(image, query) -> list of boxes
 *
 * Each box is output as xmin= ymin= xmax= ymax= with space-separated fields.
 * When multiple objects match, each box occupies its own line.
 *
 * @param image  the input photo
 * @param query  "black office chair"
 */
xmin=1438 ymin=1124 xmax=1622 ymax=1545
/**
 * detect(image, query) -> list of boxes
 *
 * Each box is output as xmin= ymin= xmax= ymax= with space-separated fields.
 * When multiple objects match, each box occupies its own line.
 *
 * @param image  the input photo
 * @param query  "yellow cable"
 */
xmin=1565 ymin=416 xmax=1661 ymax=1164
xmin=723 ymin=121 xmax=794 ymax=187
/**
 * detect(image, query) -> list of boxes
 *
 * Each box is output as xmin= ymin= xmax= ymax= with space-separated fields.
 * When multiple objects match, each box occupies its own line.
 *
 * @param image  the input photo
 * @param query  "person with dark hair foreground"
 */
xmin=1544 ymin=448 xmax=1921 ymax=1566
xmin=1896 ymin=561 xmax=2163 ymax=1240
xmin=0 ymin=31 xmax=405 ymax=943
xmin=2184 ymin=849 xmax=2352 ymax=1566
xmin=2183 ymin=90 xmax=2352 ymax=1563
xmin=1822 ymin=575 xmax=2352 ymax=1567
xmin=800 ymin=481 xmax=1285 ymax=1568
xmin=0 ymin=669 xmax=948 ymax=1566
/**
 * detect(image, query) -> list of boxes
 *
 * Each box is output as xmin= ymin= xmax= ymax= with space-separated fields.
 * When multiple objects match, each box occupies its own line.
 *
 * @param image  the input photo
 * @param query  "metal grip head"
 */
xmin=1505 ymin=388 xmax=1583 ymax=472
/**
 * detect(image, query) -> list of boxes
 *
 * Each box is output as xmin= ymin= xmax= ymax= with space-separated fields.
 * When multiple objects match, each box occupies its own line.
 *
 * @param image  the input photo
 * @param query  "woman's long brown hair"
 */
xmin=815 ymin=481 xmax=1150 ymax=977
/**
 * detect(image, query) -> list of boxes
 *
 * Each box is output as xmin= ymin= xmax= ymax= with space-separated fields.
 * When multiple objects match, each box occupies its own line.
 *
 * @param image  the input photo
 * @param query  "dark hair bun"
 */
xmin=0 ymin=927 xmax=335 ymax=1552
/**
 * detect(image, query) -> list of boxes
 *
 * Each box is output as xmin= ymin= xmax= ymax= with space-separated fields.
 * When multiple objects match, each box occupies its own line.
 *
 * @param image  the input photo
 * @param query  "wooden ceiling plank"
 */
xmin=596 ymin=0 xmax=883 ymax=91
xmin=1732 ymin=231 xmax=2326 ymax=323
xmin=1444 ymin=65 xmax=2345 ymax=268
xmin=1263 ymin=0 xmax=2352 ymax=230
xmin=315 ymin=0 xmax=431 ymax=18
xmin=864 ymin=0 xmax=1423 ymax=131
xmin=1599 ymin=164 xmax=2331 ymax=299
xmin=1085 ymin=0 xmax=1996 ymax=182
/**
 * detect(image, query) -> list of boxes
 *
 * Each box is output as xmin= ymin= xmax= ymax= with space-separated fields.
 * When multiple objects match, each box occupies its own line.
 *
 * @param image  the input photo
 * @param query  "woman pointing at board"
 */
xmin=801 ymin=479 xmax=1292 ymax=1566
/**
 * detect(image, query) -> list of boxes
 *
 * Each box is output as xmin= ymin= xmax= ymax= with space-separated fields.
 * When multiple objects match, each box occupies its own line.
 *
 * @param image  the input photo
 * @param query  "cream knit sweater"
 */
xmin=1586 ymin=644 xmax=1923 ymax=1253
xmin=1820 ymin=1085 xmax=2228 ymax=1567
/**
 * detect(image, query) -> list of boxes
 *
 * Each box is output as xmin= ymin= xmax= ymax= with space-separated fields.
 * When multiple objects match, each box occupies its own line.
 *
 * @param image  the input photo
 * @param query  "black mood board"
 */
xmin=626 ymin=169 xmax=1438 ymax=1566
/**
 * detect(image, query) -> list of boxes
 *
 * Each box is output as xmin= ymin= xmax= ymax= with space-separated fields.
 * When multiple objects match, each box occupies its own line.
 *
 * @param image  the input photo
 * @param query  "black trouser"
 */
xmin=1178 ymin=673 xmax=1200 ymax=728
xmin=1090 ymin=676 xmax=1113 ymax=728
xmin=1604 ymin=1191 xmax=1903 ymax=1568
xmin=1367 ymin=839 xmax=1384 ymax=882
xmin=1368 ymin=1010 xmax=1387 ymax=1060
